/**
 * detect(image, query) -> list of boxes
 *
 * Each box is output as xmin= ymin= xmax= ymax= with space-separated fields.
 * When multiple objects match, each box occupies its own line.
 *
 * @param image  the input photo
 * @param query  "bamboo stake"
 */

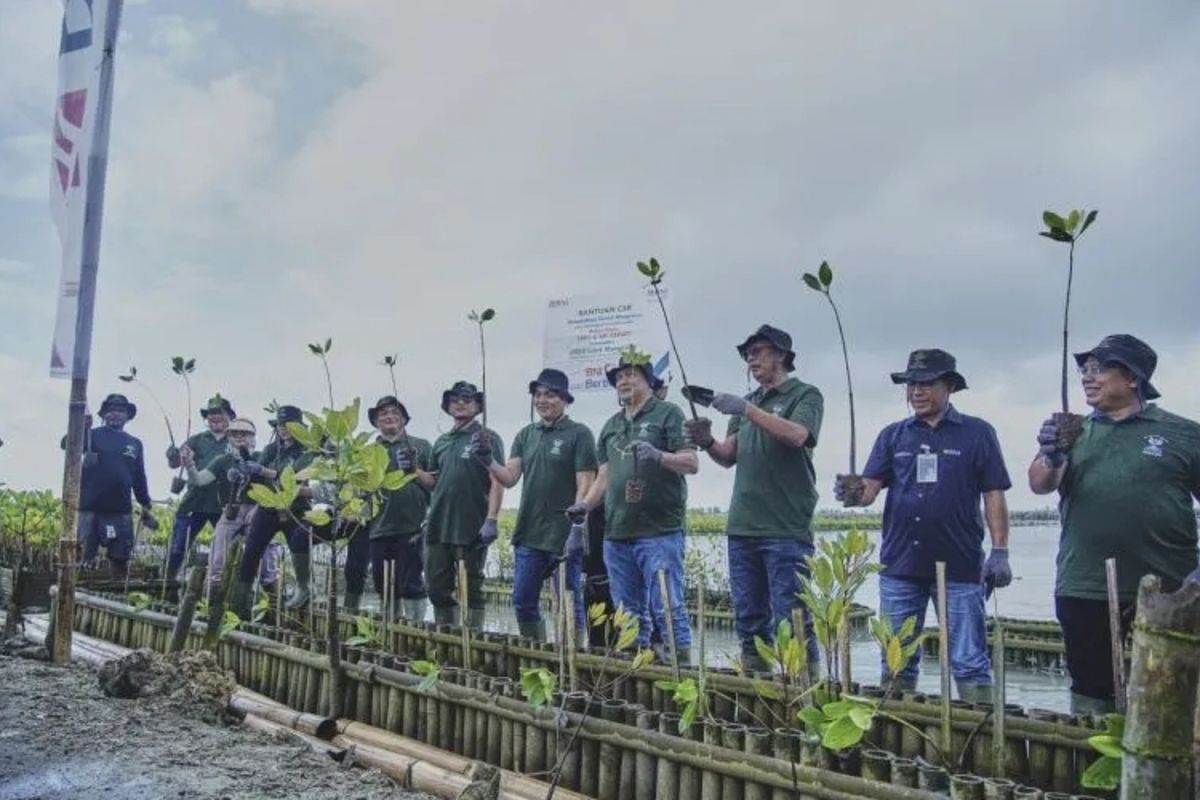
xmin=937 ymin=562 xmax=952 ymax=764
xmin=457 ymin=552 xmax=472 ymax=668
xmin=557 ymin=563 xmax=568 ymax=685
xmin=992 ymin=613 xmax=1007 ymax=778
xmin=1104 ymin=558 xmax=1126 ymax=714
xmin=169 ymin=553 xmax=206 ymax=653
xmin=564 ymin=568 xmax=578 ymax=691
xmin=657 ymin=569 xmax=680 ymax=680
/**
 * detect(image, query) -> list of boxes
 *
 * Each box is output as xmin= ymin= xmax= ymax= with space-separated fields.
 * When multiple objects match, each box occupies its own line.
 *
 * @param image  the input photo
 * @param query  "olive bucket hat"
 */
xmin=736 ymin=324 xmax=797 ymax=372
xmin=368 ymin=395 xmax=412 ymax=427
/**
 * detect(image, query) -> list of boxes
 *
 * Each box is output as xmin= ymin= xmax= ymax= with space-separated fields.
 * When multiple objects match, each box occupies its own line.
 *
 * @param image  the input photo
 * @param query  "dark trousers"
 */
xmin=371 ymin=533 xmax=427 ymax=600
xmin=237 ymin=509 xmax=368 ymax=595
xmin=426 ymin=542 xmax=487 ymax=611
xmin=168 ymin=511 xmax=221 ymax=577
xmin=1056 ymin=594 xmax=1135 ymax=701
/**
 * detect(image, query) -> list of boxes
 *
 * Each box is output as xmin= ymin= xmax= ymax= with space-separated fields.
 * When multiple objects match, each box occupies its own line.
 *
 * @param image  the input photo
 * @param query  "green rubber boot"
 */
xmin=343 ymin=592 xmax=361 ymax=614
xmin=1070 ymin=691 xmax=1117 ymax=717
xmin=518 ymin=619 xmax=547 ymax=642
xmin=956 ymin=680 xmax=993 ymax=705
xmin=229 ymin=579 xmax=254 ymax=620
xmin=674 ymin=647 xmax=692 ymax=669
xmin=433 ymin=605 xmax=457 ymax=626
xmin=284 ymin=552 xmax=311 ymax=610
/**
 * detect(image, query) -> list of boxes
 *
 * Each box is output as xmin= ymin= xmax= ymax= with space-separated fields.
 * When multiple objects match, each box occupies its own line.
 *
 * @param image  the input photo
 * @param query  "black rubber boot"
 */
xmin=285 ymin=553 xmax=311 ymax=610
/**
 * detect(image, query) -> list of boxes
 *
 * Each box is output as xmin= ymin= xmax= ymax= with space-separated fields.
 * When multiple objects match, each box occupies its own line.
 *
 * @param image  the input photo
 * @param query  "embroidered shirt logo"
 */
xmin=638 ymin=422 xmax=651 ymax=438
xmin=1143 ymin=434 xmax=1167 ymax=458
xmin=461 ymin=444 xmax=473 ymax=460
xmin=550 ymin=438 xmax=563 ymax=456
xmin=771 ymin=405 xmax=784 ymax=416
xmin=123 ymin=444 xmax=137 ymax=459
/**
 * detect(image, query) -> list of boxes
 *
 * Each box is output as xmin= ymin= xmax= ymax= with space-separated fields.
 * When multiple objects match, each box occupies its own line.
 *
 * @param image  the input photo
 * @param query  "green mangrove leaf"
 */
xmin=1087 ymin=734 xmax=1123 ymax=759
xmin=818 ymin=261 xmax=833 ymax=287
xmin=1080 ymin=209 xmax=1098 ymax=235
xmin=797 ymin=706 xmax=826 ymax=730
xmin=308 ymin=343 xmax=322 ymax=355
xmin=305 ymin=508 xmax=331 ymax=528
xmin=1081 ymin=755 xmax=1121 ymax=790
xmin=886 ymin=637 xmax=904 ymax=675
xmin=1102 ymin=713 xmax=1124 ymax=739
xmin=802 ymin=273 xmax=822 ymax=292
xmin=752 ymin=680 xmax=783 ymax=701
xmin=822 ymin=716 xmax=863 ymax=750
xmin=1067 ymin=209 xmax=1081 ymax=232
xmin=848 ymin=705 xmax=874 ymax=731
xmin=1042 ymin=210 xmax=1066 ymax=230
xmin=480 ymin=308 xmax=495 ymax=322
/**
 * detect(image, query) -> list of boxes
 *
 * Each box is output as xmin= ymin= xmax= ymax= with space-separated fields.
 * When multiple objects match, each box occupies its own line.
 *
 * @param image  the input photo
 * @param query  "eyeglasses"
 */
xmin=1077 ymin=361 xmax=1112 ymax=378
xmin=743 ymin=344 xmax=776 ymax=361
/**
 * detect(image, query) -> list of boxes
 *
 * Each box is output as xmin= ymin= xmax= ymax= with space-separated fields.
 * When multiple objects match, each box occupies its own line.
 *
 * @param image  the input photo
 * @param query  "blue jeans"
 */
xmin=878 ymin=574 xmax=991 ymax=685
xmin=513 ymin=544 xmax=584 ymax=630
xmin=728 ymin=536 xmax=819 ymax=667
xmin=604 ymin=531 xmax=692 ymax=650
xmin=168 ymin=511 xmax=221 ymax=577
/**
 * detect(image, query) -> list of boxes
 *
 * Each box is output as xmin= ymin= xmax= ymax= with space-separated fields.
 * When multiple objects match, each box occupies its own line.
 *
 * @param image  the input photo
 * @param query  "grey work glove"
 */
xmin=630 ymin=440 xmax=664 ymax=466
xmin=140 ymin=507 xmax=160 ymax=531
xmin=564 ymin=502 xmax=589 ymax=524
xmin=983 ymin=548 xmax=1012 ymax=598
xmin=711 ymin=393 xmax=748 ymax=416
xmin=1037 ymin=417 xmax=1066 ymax=467
xmin=565 ymin=523 xmax=586 ymax=557
xmin=469 ymin=431 xmax=492 ymax=460
xmin=393 ymin=447 xmax=416 ymax=473
xmin=478 ymin=518 xmax=499 ymax=547
xmin=683 ymin=417 xmax=715 ymax=449
xmin=240 ymin=461 xmax=266 ymax=479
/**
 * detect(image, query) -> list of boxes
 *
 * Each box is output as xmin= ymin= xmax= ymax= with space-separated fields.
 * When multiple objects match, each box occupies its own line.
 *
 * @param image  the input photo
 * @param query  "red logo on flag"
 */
xmin=53 ymin=89 xmax=87 ymax=194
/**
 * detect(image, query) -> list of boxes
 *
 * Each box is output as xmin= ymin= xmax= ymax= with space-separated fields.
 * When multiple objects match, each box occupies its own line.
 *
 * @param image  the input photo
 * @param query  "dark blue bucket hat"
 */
xmin=1074 ymin=334 xmax=1160 ymax=400
xmin=99 ymin=393 xmax=137 ymax=420
xmin=890 ymin=349 xmax=968 ymax=392
xmin=736 ymin=324 xmax=797 ymax=372
xmin=529 ymin=368 xmax=574 ymax=404
xmin=441 ymin=381 xmax=484 ymax=414
xmin=268 ymin=405 xmax=304 ymax=428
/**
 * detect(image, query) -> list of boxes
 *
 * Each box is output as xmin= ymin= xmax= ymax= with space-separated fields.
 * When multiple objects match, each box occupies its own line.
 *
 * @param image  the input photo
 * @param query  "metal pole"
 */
xmin=52 ymin=0 xmax=127 ymax=667
xmin=1105 ymin=558 xmax=1127 ymax=714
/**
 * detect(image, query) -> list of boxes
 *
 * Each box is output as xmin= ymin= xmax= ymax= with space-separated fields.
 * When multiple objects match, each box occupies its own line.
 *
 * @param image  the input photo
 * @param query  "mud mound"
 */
xmin=98 ymin=648 xmax=237 ymax=722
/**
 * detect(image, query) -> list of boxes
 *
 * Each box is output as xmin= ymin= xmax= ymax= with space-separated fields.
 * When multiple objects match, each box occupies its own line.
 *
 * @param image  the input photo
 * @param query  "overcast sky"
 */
xmin=2 ymin=1 xmax=1198 ymax=513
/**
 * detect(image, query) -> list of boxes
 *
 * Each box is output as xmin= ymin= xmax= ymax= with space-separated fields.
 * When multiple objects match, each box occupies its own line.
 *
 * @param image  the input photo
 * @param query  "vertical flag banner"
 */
xmin=49 ymin=0 xmax=123 ymax=378
xmin=543 ymin=288 xmax=672 ymax=395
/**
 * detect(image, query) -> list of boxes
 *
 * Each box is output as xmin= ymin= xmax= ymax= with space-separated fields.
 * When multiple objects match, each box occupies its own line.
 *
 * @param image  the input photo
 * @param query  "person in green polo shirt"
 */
xmin=426 ymin=381 xmax=505 ymax=630
xmin=366 ymin=395 xmax=435 ymax=621
xmin=165 ymin=394 xmax=237 ymax=579
xmin=570 ymin=348 xmax=698 ymax=662
xmin=485 ymin=368 xmax=598 ymax=642
xmin=1031 ymin=334 xmax=1200 ymax=714
xmin=684 ymin=324 xmax=824 ymax=673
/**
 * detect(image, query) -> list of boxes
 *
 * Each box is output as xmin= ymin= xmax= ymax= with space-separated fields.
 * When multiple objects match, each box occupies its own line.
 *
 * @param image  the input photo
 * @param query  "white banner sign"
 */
xmin=543 ymin=288 xmax=672 ymax=394
xmin=49 ymin=0 xmax=122 ymax=378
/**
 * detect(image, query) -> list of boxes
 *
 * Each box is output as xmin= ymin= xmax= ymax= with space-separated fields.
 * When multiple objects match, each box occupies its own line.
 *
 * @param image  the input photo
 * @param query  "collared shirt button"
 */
xmin=914 ymin=516 xmax=921 ymax=522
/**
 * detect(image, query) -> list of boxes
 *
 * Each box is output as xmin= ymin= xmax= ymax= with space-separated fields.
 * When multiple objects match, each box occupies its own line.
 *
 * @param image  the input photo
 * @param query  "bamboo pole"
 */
xmin=169 ymin=554 xmax=207 ymax=653
xmin=1119 ymin=576 xmax=1200 ymax=800
xmin=457 ymin=554 xmax=472 ymax=667
xmin=1104 ymin=558 xmax=1126 ymax=714
xmin=992 ymin=615 xmax=1007 ymax=778
xmin=657 ymin=569 xmax=680 ymax=680
xmin=656 ymin=712 xmax=681 ymax=797
xmin=564 ymin=570 xmax=578 ymax=690
xmin=937 ymin=562 xmax=952 ymax=761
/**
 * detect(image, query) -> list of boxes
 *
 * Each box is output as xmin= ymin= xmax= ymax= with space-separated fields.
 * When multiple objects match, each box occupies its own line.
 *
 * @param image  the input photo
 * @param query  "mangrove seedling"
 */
xmin=118 ymin=365 xmax=178 ymax=449
xmin=1081 ymin=712 xmax=1124 ymax=790
xmin=467 ymin=309 xmax=495 ymax=429
xmin=1040 ymin=208 xmax=1098 ymax=450
xmin=381 ymin=354 xmax=400 ymax=395
xmin=307 ymin=339 xmax=335 ymax=409
xmin=169 ymin=357 xmax=197 ymax=440
xmin=248 ymin=385 xmax=417 ymax=717
xmin=636 ymin=257 xmax=697 ymax=418
xmin=802 ymin=261 xmax=862 ymax=504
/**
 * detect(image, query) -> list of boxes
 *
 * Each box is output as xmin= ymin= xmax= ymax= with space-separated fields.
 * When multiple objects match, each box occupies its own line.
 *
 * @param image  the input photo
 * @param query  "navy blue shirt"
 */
xmin=863 ymin=405 xmax=1011 ymax=583
xmin=79 ymin=426 xmax=152 ymax=513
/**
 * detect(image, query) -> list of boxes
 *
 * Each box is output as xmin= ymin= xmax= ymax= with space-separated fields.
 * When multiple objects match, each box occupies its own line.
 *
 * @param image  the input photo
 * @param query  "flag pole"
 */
xmin=52 ymin=0 xmax=125 ymax=665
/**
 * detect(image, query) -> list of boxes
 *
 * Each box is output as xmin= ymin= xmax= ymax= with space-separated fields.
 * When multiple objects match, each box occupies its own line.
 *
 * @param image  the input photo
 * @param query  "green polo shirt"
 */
xmin=201 ymin=448 xmax=261 ymax=507
xmin=253 ymin=440 xmax=316 ymax=513
xmin=370 ymin=435 xmax=433 ymax=539
xmin=511 ymin=416 xmax=598 ymax=552
xmin=597 ymin=396 xmax=692 ymax=540
xmin=1056 ymin=405 xmax=1200 ymax=601
xmin=177 ymin=431 xmax=231 ymax=515
xmin=426 ymin=422 xmax=505 ymax=547
xmin=725 ymin=377 xmax=824 ymax=541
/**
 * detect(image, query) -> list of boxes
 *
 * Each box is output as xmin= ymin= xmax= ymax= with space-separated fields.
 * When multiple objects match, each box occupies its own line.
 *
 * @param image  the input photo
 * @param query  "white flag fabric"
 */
xmin=49 ymin=0 xmax=123 ymax=378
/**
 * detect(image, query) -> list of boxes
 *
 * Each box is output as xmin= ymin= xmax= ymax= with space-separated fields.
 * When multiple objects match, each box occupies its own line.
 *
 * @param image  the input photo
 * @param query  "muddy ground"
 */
xmin=0 ymin=644 xmax=434 ymax=800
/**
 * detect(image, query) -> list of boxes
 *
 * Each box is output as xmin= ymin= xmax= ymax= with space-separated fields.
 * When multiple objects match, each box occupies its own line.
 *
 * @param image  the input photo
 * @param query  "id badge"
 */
xmin=916 ymin=452 xmax=938 ymax=484
xmin=105 ymin=524 xmax=117 ymax=540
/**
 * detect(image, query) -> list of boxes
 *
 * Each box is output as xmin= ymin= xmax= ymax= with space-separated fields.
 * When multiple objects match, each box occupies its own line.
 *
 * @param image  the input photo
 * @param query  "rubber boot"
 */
xmin=888 ymin=674 xmax=919 ymax=694
xmin=110 ymin=559 xmax=129 ymax=581
xmin=467 ymin=607 xmax=486 ymax=632
xmin=229 ymin=579 xmax=254 ymax=620
xmin=343 ymin=592 xmax=361 ymax=614
xmin=742 ymin=652 xmax=771 ymax=674
xmin=575 ymin=626 xmax=589 ymax=651
xmin=402 ymin=597 xmax=428 ymax=623
xmin=1070 ymin=691 xmax=1116 ymax=717
xmin=674 ymin=647 xmax=692 ymax=669
xmin=433 ymin=605 xmax=457 ymax=626
xmin=518 ymin=619 xmax=547 ymax=642
xmin=956 ymin=680 xmax=993 ymax=705
xmin=285 ymin=552 xmax=312 ymax=610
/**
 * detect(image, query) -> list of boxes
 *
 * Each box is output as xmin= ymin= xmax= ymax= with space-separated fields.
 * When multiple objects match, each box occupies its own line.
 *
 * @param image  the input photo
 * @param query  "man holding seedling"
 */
xmin=426 ymin=381 xmax=505 ymax=630
xmin=366 ymin=395 xmax=434 ymax=620
xmin=183 ymin=417 xmax=278 ymax=595
xmin=229 ymin=405 xmax=318 ymax=618
xmin=685 ymin=324 xmax=824 ymax=673
xmin=569 ymin=348 xmax=697 ymax=663
xmin=76 ymin=393 xmax=155 ymax=579
xmin=1030 ymin=334 xmax=1200 ymax=715
xmin=836 ymin=349 xmax=1012 ymax=703
xmin=165 ymin=394 xmax=236 ymax=580
xmin=485 ymin=368 xmax=598 ymax=643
